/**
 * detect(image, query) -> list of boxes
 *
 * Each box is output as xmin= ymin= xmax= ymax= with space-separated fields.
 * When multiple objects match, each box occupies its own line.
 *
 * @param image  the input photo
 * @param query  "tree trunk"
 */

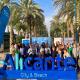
xmin=33 ymin=20 xmax=37 ymax=37
xmin=34 ymin=26 xmax=37 ymax=37
xmin=10 ymin=26 xmax=14 ymax=54
xmin=17 ymin=31 xmax=19 ymax=35
xmin=67 ymin=21 xmax=69 ymax=37
xmin=70 ymin=23 xmax=74 ymax=39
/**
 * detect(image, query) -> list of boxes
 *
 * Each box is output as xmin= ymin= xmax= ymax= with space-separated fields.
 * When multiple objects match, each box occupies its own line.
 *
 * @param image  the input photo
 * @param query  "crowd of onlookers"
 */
xmin=10 ymin=41 xmax=80 ymax=59
xmin=0 ymin=41 xmax=80 ymax=70
xmin=9 ymin=41 xmax=80 ymax=68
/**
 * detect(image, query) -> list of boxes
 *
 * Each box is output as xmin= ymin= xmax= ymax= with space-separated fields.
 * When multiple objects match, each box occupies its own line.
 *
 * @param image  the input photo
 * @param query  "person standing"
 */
xmin=51 ymin=45 xmax=57 ymax=58
xmin=28 ymin=44 xmax=36 ymax=56
xmin=20 ymin=44 xmax=24 ymax=57
xmin=63 ymin=48 xmax=70 ymax=59
xmin=72 ymin=44 xmax=77 ymax=59
xmin=57 ymin=48 xmax=62 ymax=58
xmin=67 ymin=43 xmax=73 ymax=57
xmin=77 ymin=43 xmax=80 ymax=69
xmin=0 ymin=51 xmax=5 ymax=67
xmin=45 ymin=43 xmax=51 ymax=56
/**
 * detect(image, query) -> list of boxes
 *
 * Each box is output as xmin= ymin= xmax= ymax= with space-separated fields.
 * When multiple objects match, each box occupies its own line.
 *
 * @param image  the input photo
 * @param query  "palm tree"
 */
xmin=20 ymin=0 xmax=36 ymax=42
xmin=20 ymin=0 xmax=45 ymax=41
xmin=9 ymin=3 xmax=21 ymax=53
xmin=33 ymin=13 xmax=44 ymax=37
xmin=0 ymin=0 xmax=10 ymax=9
xmin=53 ymin=0 xmax=75 ymax=38
xmin=76 ymin=0 xmax=80 ymax=25
xmin=50 ymin=16 xmax=63 ymax=38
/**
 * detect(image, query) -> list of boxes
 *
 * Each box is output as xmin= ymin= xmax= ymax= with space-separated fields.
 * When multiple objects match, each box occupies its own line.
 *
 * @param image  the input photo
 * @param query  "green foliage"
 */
xmin=0 ymin=0 xmax=10 ymax=9
xmin=52 ymin=0 xmax=79 ymax=38
xmin=20 ymin=0 xmax=47 ymax=37
xmin=50 ymin=16 xmax=67 ymax=38
xmin=39 ymin=25 xmax=48 ymax=37
xmin=16 ymin=35 xmax=24 ymax=43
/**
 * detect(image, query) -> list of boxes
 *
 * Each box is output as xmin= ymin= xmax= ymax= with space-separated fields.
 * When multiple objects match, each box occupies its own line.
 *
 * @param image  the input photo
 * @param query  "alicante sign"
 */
xmin=0 ymin=54 xmax=77 ymax=80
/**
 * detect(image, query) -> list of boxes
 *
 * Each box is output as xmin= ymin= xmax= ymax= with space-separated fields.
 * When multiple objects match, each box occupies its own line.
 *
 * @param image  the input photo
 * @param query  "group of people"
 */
xmin=10 ymin=41 xmax=80 ymax=59
xmin=0 ymin=41 xmax=80 ymax=70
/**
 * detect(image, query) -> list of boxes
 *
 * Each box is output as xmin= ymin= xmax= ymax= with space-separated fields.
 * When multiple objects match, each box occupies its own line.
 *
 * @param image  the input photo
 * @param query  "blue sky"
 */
xmin=34 ymin=0 xmax=56 ymax=17
xmin=34 ymin=0 xmax=57 ymax=35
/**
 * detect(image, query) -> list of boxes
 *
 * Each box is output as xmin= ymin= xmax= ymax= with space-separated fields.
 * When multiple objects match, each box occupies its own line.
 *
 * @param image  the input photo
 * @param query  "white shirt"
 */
xmin=20 ymin=48 xmax=24 ymax=55
xmin=28 ymin=48 xmax=34 ymax=55
xmin=72 ymin=48 xmax=77 ymax=58
xmin=40 ymin=48 xmax=45 ymax=53
xmin=45 ymin=48 xmax=51 ymax=54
